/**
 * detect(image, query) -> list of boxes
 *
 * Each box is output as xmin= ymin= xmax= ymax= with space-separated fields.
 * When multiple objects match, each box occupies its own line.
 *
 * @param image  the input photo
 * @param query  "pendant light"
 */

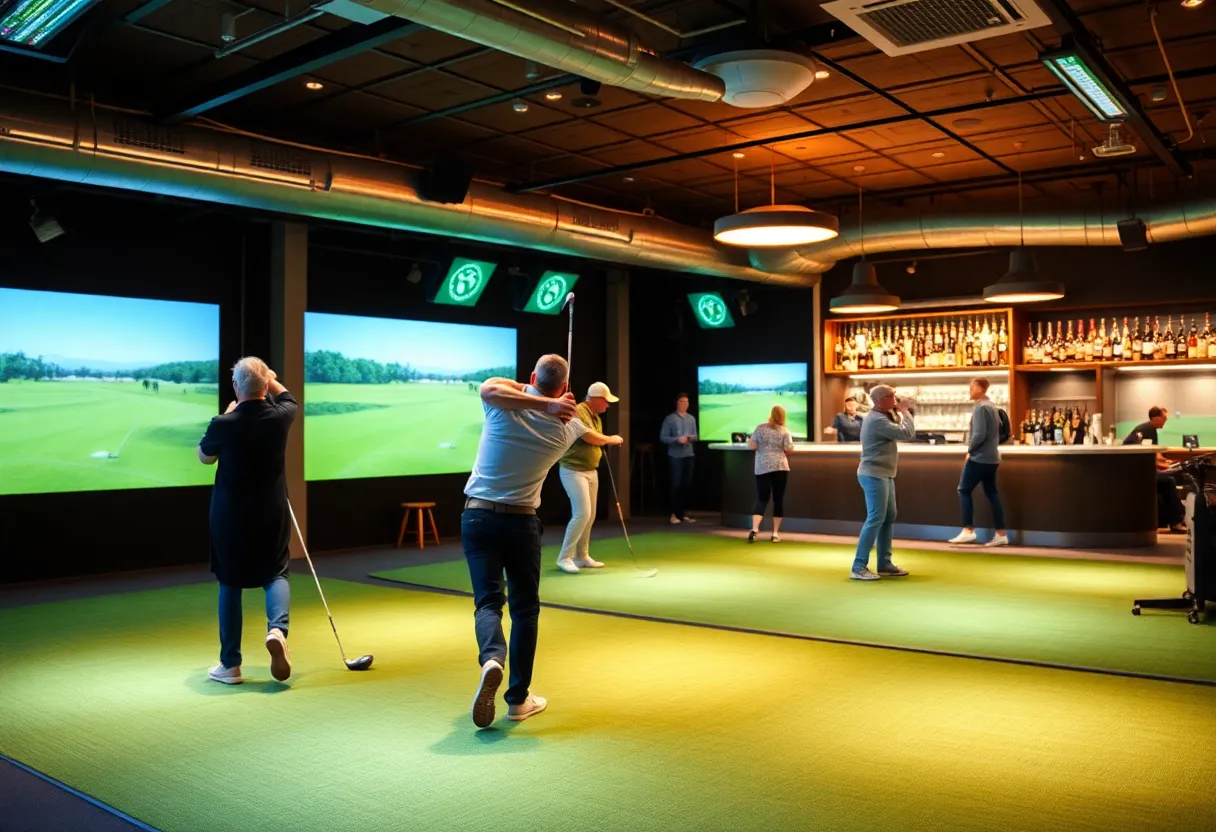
xmin=829 ymin=186 xmax=900 ymax=315
xmin=983 ymin=171 xmax=1065 ymax=304
xmin=714 ymin=149 xmax=838 ymax=247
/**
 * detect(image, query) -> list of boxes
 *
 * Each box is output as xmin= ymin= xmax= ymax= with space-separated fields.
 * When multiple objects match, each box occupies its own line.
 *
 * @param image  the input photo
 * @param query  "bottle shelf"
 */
xmin=1017 ymin=357 xmax=1216 ymax=372
xmin=827 ymin=366 xmax=1011 ymax=378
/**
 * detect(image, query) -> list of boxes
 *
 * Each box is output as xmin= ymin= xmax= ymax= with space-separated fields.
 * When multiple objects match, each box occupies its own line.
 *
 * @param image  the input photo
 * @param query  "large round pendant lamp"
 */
xmin=829 ymin=260 xmax=901 ymax=315
xmin=983 ymin=248 xmax=1065 ymax=304
xmin=713 ymin=204 xmax=839 ymax=247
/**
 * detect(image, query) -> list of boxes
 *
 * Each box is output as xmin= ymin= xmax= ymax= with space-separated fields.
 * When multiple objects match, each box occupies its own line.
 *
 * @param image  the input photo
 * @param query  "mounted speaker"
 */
xmin=1117 ymin=217 xmax=1148 ymax=252
xmin=419 ymin=159 xmax=472 ymax=205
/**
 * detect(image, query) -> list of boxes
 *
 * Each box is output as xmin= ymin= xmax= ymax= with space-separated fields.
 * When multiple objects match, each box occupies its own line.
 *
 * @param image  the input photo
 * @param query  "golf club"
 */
xmin=286 ymin=500 xmax=374 ymax=671
xmin=602 ymin=449 xmax=658 ymax=578
xmin=562 ymin=291 xmax=575 ymax=375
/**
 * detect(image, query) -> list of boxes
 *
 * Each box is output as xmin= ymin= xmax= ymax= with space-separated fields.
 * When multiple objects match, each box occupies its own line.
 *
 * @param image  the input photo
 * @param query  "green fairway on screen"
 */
xmin=0 ymin=287 xmax=220 ymax=496
xmin=698 ymin=362 xmax=808 ymax=441
xmin=304 ymin=313 xmax=517 ymax=480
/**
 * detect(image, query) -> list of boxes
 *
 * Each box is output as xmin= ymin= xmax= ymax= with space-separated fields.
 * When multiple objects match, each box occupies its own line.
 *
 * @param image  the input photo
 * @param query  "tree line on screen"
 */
xmin=698 ymin=378 xmax=808 ymax=395
xmin=0 ymin=352 xmax=218 ymax=383
xmin=305 ymin=350 xmax=512 ymax=384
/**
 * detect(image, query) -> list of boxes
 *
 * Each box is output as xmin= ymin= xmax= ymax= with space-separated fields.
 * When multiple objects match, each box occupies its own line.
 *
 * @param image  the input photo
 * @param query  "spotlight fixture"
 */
xmin=406 ymin=263 xmax=423 ymax=285
xmin=623 ymin=176 xmax=635 ymax=182
xmin=814 ymin=70 xmax=830 ymax=80
xmin=305 ymin=80 xmax=324 ymax=90
xmin=29 ymin=199 xmax=64 ymax=243
xmin=221 ymin=12 xmax=237 ymax=42
xmin=983 ymin=249 xmax=1065 ymax=303
xmin=829 ymin=261 xmax=900 ymax=314
xmin=1182 ymin=0 xmax=1204 ymax=8
xmin=513 ymin=101 xmax=529 ymax=113
xmin=732 ymin=152 xmax=745 ymax=159
xmin=545 ymin=92 xmax=563 ymax=101
xmin=906 ymin=261 xmax=917 ymax=275
xmin=714 ymin=205 xmax=839 ymax=247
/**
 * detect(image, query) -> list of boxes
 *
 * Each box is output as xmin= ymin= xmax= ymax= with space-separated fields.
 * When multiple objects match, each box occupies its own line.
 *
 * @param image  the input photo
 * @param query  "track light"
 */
xmin=29 ymin=199 xmax=64 ymax=243
xmin=221 ymin=12 xmax=237 ymax=42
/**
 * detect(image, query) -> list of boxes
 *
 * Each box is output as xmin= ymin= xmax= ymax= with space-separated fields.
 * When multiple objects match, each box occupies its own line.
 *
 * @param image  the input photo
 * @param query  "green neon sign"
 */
xmin=434 ymin=258 xmax=496 ymax=306
xmin=522 ymin=271 xmax=580 ymax=314
xmin=688 ymin=292 xmax=735 ymax=329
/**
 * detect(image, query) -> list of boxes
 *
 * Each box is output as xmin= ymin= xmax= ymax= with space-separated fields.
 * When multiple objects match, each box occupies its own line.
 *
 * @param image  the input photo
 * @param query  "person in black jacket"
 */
xmin=198 ymin=357 xmax=299 ymax=685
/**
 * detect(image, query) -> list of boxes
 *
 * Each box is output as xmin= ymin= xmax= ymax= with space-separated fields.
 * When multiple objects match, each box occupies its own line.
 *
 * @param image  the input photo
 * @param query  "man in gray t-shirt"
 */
xmin=852 ymin=384 xmax=916 ymax=580
xmin=948 ymin=378 xmax=1008 ymax=547
xmin=464 ymin=354 xmax=622 ymax=730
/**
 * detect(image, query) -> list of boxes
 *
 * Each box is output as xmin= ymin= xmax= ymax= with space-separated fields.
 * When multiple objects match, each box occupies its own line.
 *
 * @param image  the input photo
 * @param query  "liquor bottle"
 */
xmin=1041 ymin=322 xmax=1053 ymax=365
xmin=979 ymin=317 xmax=993 ymax=366
xmin=1190 ymin=316 xmax=1200 ymax=359
xmin=1101 ymin=318 xmax=1114 ymax=360
xmin=834 ymin=333 xmax=844 ymax=370
xmin=1132 ymin=317 xmax=1143 ymax=360
xmin=1063 ymin=321 xmax=1076 ymax=362
xmin=889 ymin=324 xmax=900 ymax=369
xmin=1165 ymin=316 xmax=1177 ymax=358
xmin=1023 ymin=324 xmax=1035 ymax=364
xmin=1176 ymin=316 xmax=1187 ymax=360
xmin=1204 ymin=313 xmax=1215 ymax=359
xmin=1035 ymin=321 xmax=1046 ymax=364
xmin=1143 ymin=317 xmax=1155 ymax=360
xmin=1119 ymin=317 xmax=1131 ymax=360
xmin=1112 ymin=319 xmax=1123 ymax=360
xmin=934 ymin=320 xmax=945 ymax=366
xmin=997 ymin=317 xmax=1008 ymax=365
xmin=1089 ymin=318 xmax=1101 ymax=363
xmin=1055 ymin=320 xmax=1066 ymax=363
xmin=1080 ymin=319 xmax=1092 ymax=362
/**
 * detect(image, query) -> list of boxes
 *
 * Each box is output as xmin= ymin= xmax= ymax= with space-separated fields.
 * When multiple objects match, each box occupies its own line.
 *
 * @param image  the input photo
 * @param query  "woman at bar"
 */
xmin=747 ymin=405 xmax=795 ymax=543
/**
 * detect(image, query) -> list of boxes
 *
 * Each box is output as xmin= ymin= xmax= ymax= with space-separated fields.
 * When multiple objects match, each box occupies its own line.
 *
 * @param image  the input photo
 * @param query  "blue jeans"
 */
xmin=462 ymin=509 xmax=543 ymax=706
xmin=218 ymin=576 xmax=290 ymax=669
xmin=853 ymin=475 xmax=897 ymax=572
xmin=959 ymin=460 xmax=1005 ymax=529
xmin=669 ymin=456 xmax=695 ymax=519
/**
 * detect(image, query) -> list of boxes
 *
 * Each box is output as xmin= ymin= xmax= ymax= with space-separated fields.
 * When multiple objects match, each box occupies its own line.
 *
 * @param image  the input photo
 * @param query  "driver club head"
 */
xmin=562 ymin=291 xmax=575 ymax=311
xmin=637 ymin=569 xmax=658 ymax=579
xmin=345 ymin=655 xmax=374 ymax=671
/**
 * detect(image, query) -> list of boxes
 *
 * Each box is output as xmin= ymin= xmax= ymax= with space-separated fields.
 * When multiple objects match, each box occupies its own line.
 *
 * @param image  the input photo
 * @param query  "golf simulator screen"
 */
xmin=697 ymin=362 xmax=809 ymax=442
xmin=0 ymin=287 xmax=220 ymax=496
xmin=304 ymin=313 xmax=517 ymax=480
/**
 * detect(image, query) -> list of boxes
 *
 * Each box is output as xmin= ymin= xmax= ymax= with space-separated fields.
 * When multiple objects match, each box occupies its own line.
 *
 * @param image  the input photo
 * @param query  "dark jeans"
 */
xmin=218 ymin=576 xmax=290 ymax=670
xmin=1157 ymin=473 xmax=1185 ymax=527
xmin=462 ymin=508 xmax=543 ymax=706
xmin=669 ymin=456 xmax=695 ymax=519
xmin=958 ymin=460 xmax=1005 ymax=529
xmin=753 ymin=470 xmax=789 ymax=517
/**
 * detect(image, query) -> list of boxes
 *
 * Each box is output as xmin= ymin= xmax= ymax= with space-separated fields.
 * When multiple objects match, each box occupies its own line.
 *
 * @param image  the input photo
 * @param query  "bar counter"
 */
xmin=712 ymin=443 xmax=1162 ymax=548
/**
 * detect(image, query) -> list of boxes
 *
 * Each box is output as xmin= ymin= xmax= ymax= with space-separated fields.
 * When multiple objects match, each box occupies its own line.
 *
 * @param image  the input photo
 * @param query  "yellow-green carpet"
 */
xmin=371 ymin=533 xmax=1216 ymax=682
xmin=3 ymin=577 xmax=1216 ymax=831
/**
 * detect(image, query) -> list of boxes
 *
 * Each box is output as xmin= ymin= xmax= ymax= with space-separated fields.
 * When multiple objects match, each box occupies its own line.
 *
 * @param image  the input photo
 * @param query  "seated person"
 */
xmin=1122 ymin=405 xmax=1186 ymax=533
xmin=824 ymin=396 xmax=864 ymax=443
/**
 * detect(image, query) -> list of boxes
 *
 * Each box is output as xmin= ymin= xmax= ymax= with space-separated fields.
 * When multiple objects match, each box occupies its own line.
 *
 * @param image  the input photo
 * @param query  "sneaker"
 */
xmin=681 ymin=517 xmax=697 ymax=524
xmin=850 ymin=568 xmax=880 ymax=581
xmin=471 ymin=659 xmax=504 ymax=728
xmin=747 ymin=530 xmax=757 ymax=544
xmin=1168 ymin=523 xmax=1188 ymax=534
xmin=771 ymin=534 xmax=781 ymax=543
xmin=670 ymin=515 xmax=682 ymax=525
xmin=507 ymin=693 xmax=548 ymax=722
xmin=208 ymin=664 xmax=243 ymax=685
xmin=949 ymin=530 xmax=978 ymax=544
xmin=573 ymin=557 xmax=604 ymax=569
xmin=877 ymin=564 xmax=909 ymax=577
xmin=556 ymin=560 xmax=580 ymax=574
xmin=985 ymin=534 xmax=1010 ymax=547
xmin=265 ymin=628 xmax=291 ymax=681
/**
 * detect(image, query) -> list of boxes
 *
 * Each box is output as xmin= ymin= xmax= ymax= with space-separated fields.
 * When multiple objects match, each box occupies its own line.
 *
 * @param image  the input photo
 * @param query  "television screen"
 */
xmin=697 ymin=362 xmax=808 ymax=441
xmin=0 ymin=288 xmax=220 ymax=496
xmin=304 ymin=313 xmax=517 ymax=480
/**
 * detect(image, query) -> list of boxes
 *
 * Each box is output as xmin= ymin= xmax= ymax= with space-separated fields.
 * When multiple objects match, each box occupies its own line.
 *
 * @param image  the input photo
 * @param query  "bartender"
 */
xmin=1122 ymin=405 xmax=1186 ymax=534
xmin=825 ymin=396 xmax=864 ymax=443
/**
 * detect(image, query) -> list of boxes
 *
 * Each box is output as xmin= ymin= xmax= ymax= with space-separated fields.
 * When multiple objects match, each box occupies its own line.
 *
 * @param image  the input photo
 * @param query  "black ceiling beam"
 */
xmin=123 ymin=0 xmax=179 ymax=24
xmin=1040 ymin=0 xmax=1190 ymax=178
xmin=157 ymin=18 xmax=425 ymax=123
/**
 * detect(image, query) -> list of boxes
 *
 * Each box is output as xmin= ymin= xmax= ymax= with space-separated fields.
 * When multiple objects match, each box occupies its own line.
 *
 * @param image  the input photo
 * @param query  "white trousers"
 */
xmin=558 ymin=466 xmax=599 ymax=563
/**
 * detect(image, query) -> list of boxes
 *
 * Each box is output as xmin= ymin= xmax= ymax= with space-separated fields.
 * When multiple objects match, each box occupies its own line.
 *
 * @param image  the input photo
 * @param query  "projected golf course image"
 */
xmin=304 ymin=313 xmax=516 ymax=480
xmin=0 ymin=288 xmax=219 ymax=496
xmin=697 ymin=362 xmax=808 ymax=441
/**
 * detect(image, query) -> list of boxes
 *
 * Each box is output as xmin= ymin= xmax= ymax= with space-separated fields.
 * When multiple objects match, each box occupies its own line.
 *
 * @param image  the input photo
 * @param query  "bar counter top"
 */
xmin=710 ymin=443 xmax=1162 ymax=455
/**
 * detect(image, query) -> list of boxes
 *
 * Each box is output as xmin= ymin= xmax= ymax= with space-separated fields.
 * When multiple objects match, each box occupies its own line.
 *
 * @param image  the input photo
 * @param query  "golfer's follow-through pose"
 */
xmin=464 ymin=355 xmax=622 ymax=728
xmin=198 ymin=357 xmax=299 ymax=685
xmin=556 ymin=381 xmax=621 ymax=574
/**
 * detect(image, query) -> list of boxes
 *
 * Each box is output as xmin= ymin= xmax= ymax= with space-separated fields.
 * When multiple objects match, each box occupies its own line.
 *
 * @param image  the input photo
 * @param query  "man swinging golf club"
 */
xmin=198 ymin=357 xmax=298 ymax=685
xmin=464 ymin=354 xmax=622 ymax=728
xmin=555 ymin=381 xmax=621 ymax=574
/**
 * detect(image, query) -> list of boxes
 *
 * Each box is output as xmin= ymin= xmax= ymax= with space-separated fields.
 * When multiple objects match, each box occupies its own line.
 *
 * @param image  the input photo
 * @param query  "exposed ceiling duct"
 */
xmin=343 ymin=0 xmax=726 ymax=102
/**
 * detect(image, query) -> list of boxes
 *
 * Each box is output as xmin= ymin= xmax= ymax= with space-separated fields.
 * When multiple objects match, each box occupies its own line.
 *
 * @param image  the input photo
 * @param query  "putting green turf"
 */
xmin=0 ymin=380 xmax=217 ymax=495
xmin=305 ymin=382 xmax=486 ymax=480
xmin=373 ymin=533 xmax=1216 ymax=682
xmin=3 ymin=578 xmax=1216 ymax=832
xmin=699 ymin=392 xmax=808 ymax=441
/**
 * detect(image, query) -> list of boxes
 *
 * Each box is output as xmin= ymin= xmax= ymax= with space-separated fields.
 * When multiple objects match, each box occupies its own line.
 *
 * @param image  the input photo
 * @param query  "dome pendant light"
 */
xmin=713 ymin=149 xmax=839 ymax=247
xmin=983 ymin=171 xmax=1065 ymax=304
xmin=829 ymin=186 xmax=900 ymax=315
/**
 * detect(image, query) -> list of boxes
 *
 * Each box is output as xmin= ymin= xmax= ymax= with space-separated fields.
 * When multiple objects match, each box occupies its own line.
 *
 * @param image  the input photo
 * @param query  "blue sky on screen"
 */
xmin=306 ymin=313 xmax=516 ymax=373
xmin=0 ymin=288 xmax=218 ymax=365
xmin=698 ymin=362 xmax=807 ymax=389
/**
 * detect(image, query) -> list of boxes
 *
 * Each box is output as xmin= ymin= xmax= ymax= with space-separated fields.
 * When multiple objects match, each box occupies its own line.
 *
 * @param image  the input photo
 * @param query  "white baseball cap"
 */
xmin=586 ymin=382 xmax=619 ymax=402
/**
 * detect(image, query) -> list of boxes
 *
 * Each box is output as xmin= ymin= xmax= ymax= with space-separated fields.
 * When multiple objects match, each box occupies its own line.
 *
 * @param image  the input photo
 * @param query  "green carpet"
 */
xmin=372 ymin=533 xmax=1216 ymax=682
xmin=3 ymin=578 xmax=1216 ymax=831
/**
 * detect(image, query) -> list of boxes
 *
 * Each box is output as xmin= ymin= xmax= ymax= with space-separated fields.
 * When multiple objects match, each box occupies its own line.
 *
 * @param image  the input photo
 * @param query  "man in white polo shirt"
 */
xmin=465 ymin=354 xmax=622 ymax=729
xmin=556 ymin=381 xmax=621 ymax=574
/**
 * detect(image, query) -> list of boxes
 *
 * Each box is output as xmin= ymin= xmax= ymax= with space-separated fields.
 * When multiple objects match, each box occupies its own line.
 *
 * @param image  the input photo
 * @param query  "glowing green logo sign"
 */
xmin=687 ymin=292 xmax=735 ymax=329
xmin=523 ymin=271 xmax=580 ymax=315
xmin=435 ymin=258 xmax=496 ymax=306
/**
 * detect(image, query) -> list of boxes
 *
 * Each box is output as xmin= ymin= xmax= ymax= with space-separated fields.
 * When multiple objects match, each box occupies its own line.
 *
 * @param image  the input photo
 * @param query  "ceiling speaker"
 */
xmin=419 ymin=159 xmax=472 ymax=205
xmin=1117 ymin=218 xmax=1148 ymax=252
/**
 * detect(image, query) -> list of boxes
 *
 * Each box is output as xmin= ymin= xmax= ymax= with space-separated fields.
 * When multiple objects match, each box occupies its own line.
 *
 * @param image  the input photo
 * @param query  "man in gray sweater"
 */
xmin=948 ymin=378 xmax=1009 ymax=546
xmin=852 ymin=384 xmax=916 ymax=581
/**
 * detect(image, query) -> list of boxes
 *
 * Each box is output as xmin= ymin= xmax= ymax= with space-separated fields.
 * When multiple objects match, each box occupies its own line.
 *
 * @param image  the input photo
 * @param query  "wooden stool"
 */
xmin=397 ymin=502 xmax=440 ymax=549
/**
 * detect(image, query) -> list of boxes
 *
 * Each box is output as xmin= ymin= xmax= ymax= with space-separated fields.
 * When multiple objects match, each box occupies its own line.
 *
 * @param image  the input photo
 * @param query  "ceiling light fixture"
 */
xmin=545 ymin=92 xmax=563 ymax=101
xmin=1181 ymin=0 xmax=1204 ymax=8
xmin=732 ymin=152 xmax=745 ymax=159
xmin=513 ymin=101 xmax=529 ymax=113
xmin=1 ymin=0 xmax=105 ymax=46
xmin=1040 ymin=48 xmax=1129 ymax=123
xmin=305 ymin=80 xmax=324 ymax=90
xmin=852 ymin=164 xmax=866 ymax=172
xmin=984 ymin=171 xmax=1065 ymax=303
xmin=714 ymin=148 xmax=838 ymax=248
xmin=830 ymin=187 xmax=899 ymax=314
xmin=931 ymin=151 xmax=946 ymax=159
xmin=814 ymin=69 xmax=830 ymax=80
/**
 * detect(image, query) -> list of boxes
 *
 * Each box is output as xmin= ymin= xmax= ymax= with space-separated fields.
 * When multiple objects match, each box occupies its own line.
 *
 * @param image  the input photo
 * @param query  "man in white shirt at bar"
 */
xmin=851 ymin=384 xmax=916 ymax=581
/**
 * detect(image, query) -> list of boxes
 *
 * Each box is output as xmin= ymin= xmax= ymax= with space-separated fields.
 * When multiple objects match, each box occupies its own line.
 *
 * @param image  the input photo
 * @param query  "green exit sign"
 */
xmin=522 ymin=271 xmax=579 ymax=314
xmin=434 ymin=258 xmax=496 ymax=306
xmin=687 ymin=292 xmax=735 ymax=329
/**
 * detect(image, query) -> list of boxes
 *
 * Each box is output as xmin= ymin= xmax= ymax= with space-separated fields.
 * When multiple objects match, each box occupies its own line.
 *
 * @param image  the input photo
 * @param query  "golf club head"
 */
xmin=636 ymin=568 xmax=659 ymax=579
xmin=345 ymin=655 xmax=374 ymax=671
xmin=562 ymin=291 xmax=575 ymax=312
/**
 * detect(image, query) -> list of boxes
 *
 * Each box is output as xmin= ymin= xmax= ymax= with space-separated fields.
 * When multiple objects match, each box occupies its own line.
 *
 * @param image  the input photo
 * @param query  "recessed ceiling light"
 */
xmin=795 ymin=146 xmax=806 ymax=150
xmin=1182 ymin=0 xmax=1204 ymax=8
xmin=305 ymin=81 xmax=323 ymax=90
xmin=852 ymin=164 xmax=866 ymax=172
xmin=513 ymin=101 xmax=529 ymax=113
xmin=545 ymin=92 xmax=563 ymax=101
xmin=732 ymin=152 xmax=745 ymax=159
xmin=814 ymin=70 xmax=830 ymax=80
xmin=931 ymin=151 xmax=946 ymax=159
xmin=952 ymin=117 xmax=983 ymax=129
xmin=623 ymin=176 xmax=635 ymax=182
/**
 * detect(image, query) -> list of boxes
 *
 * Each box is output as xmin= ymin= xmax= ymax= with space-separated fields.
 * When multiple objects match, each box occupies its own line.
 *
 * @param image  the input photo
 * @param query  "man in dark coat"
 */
xmin=198 ymin=357 xmax=298 ymax=685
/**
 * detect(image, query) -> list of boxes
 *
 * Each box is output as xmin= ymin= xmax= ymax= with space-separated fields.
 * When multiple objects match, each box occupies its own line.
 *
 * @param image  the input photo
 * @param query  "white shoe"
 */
xmin=850 ymin=568 xmax=881 ymax=581
xmin=985 ymin=534 xmax=1010 ymax=547
xmin=670 ymin=515 xmax=682 ymax=525
xmin=556 ymin=560 xmax=580 ymax=574
xmin=471 ymin=659 xmax=504 ymax=728
xmin=208 ymin=664 xmax=243 ymax=685
xmin=770 ymin=534 xmax=781 ymax=543
xmin=573 ymin=557 xmax=604 ymax=568
xmin=949 ymin=530 xmax=978 ymax=544
xmin=265 ymin=628 xmax=291 ymax=681
xmin=682 ymin=516 xmax=697 ymax=524
xmin=508 ymin=693 xmax=548 ymax=722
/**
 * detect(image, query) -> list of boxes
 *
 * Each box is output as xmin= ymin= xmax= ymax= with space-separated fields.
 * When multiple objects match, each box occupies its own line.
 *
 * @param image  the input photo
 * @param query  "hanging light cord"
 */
xmin=858 ymin=185 xmax=865 ymax=257
xmin=733 ymin=154 xmax=739 ymax=214
xmin=770 ymin=149 xmax=776 ymax=206
xmin=1150 ymin=5 xmax=1194 ymax=145
xmin=1018 ymin=169 xmax=1024 ymax=247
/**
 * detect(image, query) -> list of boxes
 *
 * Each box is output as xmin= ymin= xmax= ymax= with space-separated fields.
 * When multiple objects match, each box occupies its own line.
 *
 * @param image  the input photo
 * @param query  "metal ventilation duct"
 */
xmin=355 ymin=0 xmax=725 ymax=102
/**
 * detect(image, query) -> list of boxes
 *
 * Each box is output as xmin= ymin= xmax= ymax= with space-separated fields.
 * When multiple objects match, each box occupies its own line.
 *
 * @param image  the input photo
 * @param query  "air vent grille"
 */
xmin=112 ymin=119 xmax=186 ymax=155
xmin=250 ymin=142 xmax=312 ymax=178
xmin=859 ymin=0 xmax=1014 ymax=48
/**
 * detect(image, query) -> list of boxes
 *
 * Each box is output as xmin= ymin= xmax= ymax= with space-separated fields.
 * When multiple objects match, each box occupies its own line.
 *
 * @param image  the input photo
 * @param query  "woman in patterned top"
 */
xmin=747 ymin=405 xmax=795 ymax=543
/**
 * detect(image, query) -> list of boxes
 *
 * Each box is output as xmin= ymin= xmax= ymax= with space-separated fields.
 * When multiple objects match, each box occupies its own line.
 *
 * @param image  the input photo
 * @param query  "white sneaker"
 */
xmin=471 ymin=659 xmax=504 ymax=728
xmin=556 ymin=560 xmax=580 ymax=574
xmin=770 ymin=534 xmax=781 ymax=543
xmin=949 ymin=530 xmax=978 ymax=544
xmin=985 ymin=534 xmax=1010 ymax=547
xmin=208 ymin=664 xmax=243 ymax=685
xmin=508 ymin=693 xmax=548 ymax=722
xmin=682 ymin=517 xmax=697 ymax=524
xmin=265 ymin=628 xmax=291 ymax=681
xmin=850 ymin=568 xmax=881 ymax=581
xmin=670 ymin=515 xmax=682 ymax=525
xmin=573 ymin=557 xmax=604 ymax=568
